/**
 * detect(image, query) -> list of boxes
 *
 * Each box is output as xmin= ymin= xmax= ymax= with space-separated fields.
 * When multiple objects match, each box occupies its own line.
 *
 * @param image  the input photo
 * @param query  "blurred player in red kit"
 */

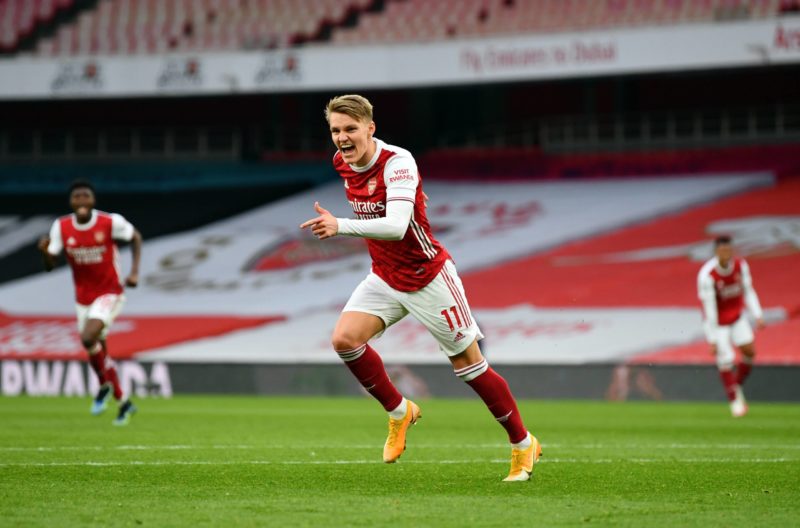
xmin=697 ymin=235 xmax=764 ymax=417
xmin=38 ymin=179 xmax=142 ymax=425
xmin=301 ymin=94 xmax=540 ymax=481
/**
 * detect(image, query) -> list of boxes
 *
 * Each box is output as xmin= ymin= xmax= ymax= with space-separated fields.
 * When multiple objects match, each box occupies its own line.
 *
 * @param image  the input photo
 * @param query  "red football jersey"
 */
xmin=47 ymin=210 xmax=134 ymax=305
xmin=700 ymin=257 xmax=746 ymax=325
xmin=333 ymin=139 xmax=449 ymax=292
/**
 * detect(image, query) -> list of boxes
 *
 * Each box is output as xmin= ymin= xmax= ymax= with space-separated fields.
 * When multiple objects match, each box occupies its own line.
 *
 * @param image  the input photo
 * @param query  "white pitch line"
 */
xmin=1 ymin=442 xmax=799 ymax=452
xmin=546 ymin=443 xmax=800 ymax=450
xmin=0 ymin=458 xmax=796 ymax=468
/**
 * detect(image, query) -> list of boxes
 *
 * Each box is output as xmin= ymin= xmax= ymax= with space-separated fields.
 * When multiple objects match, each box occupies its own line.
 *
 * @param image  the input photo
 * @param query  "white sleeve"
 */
xmin=47 ymin=220 xmax=63 ymax=256
xmin=740 ymin=260 xmax=763 ymax=320
xmin=697 ymin=272 xmax=718 ymax=344
xmin=383 ymin=154 xmax=418 ymax=203
xmin=111 ymin=213 xmax=135 ymax=242
xmin=337 ymin=200 xmax=413 ymax=241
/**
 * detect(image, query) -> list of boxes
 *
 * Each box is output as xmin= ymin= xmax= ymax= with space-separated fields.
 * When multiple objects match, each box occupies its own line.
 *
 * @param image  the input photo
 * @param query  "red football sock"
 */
xmin=87 ymin=345 xmax=107 ymax=385
xmin=466 ymin=367 xmax=528 ymax=444
xmin=104 ymin=364 xmax=123 ymax=400
xmin=337 ymin=344 xmax=403 ymax=412
xmin=88 ymin=344 xmax=124 ymax=400
xmin=736 ymin=357 xmax=754 ymax=386
xmin=719 ymin=369 xmax=738 ymax=402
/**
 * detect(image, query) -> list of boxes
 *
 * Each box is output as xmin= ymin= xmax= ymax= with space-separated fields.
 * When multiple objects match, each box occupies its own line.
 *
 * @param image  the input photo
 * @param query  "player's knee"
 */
xmin=81 ymin=335 xmax=98 ymax=351
xmin=715 ymin=344 xmax=735 ymax=369
xmin=716 ymin=355 xmax=734 ymax=370
xmin=331 ymin=330 xmax=363 ymax=353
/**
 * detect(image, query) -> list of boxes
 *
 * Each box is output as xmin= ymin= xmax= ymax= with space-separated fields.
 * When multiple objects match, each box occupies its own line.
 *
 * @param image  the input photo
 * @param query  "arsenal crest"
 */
xmin=368 ymin=177 xmax=377 ymax=195
xmin=94 ymin=231 xmax=105 ymax=243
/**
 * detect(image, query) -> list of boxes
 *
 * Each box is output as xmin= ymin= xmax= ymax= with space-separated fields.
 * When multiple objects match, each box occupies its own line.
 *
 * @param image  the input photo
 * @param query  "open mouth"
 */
xmin=340 ymin=144 xmax=356 ymax=156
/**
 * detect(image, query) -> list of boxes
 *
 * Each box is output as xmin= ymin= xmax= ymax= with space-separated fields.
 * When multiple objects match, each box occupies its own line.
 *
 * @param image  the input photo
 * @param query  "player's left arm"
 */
xmin=741 ymin=260 xmax=764 ymax=329
xmin=111 ymin=213 xmax=142 ymax=288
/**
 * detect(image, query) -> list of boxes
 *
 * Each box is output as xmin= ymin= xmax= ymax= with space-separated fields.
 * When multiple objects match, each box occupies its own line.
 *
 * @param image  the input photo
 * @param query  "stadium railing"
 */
xmin=1 ymin=104 xmax=797 ymax=162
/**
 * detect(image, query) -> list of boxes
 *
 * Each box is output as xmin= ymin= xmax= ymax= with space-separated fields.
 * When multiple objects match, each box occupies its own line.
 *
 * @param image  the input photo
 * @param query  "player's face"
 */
xmin=329 ymin=112 xmax=376 ymax=166
xmin=70 ymin=187 xmax=95 ymax=222
xmin=715 ymin=243 xmax=733 ymax=265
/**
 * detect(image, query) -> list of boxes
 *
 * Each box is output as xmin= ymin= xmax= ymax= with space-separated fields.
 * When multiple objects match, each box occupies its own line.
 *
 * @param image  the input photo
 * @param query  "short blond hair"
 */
xmin=325 ymin=94 xmax=373 ymax=123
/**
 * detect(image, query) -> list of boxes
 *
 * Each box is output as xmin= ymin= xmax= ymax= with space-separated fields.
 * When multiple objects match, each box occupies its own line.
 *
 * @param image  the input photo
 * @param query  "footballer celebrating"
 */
xmin=38 ymin=179 xmax=142 ymax=425
xmin=301 ymin=94 xmax=540 ymax=481
xmin=697 ymin=235 xmax=764 ymax=417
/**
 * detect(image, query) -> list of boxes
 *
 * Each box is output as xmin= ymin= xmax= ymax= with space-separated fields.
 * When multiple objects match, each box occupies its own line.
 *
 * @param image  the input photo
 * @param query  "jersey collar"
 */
xmin=349 ymin=138 xmax=382 ymax=173
xmin=714 ymin=256 xmax=734 ymax=276
xmin=71 ymin=209 xmax=98 ymax=231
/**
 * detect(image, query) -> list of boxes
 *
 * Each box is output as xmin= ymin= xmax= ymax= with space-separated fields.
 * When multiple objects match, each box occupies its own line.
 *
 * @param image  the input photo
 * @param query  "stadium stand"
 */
xmin=33 ymin=0 xmax=374 ymax=56
xmin=0 ymin=0 xmax=75 ymax=52
xmin=0 ymin=0 xmax=787 ymax=56
xmin=331 ymin=0 xmax=783 ymax=46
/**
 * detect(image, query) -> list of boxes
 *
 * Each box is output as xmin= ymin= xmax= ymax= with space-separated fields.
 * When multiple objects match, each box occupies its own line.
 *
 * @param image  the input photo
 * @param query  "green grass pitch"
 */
xmin=1 ymin=396 xmax=799 ymax=527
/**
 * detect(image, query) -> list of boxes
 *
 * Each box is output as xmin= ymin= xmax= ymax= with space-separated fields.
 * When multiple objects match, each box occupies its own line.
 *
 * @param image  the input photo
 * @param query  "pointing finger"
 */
xmin=300 ymin=216 xmax=323 ymax=229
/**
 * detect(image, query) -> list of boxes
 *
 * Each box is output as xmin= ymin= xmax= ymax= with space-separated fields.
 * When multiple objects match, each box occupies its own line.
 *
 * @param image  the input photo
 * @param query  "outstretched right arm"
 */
xmin=38 ymin=220 xmax=62 ymax=272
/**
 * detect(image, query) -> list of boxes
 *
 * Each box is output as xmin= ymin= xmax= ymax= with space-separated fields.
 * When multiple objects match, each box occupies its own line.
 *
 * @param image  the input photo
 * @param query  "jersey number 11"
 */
xmin=441 ymin=306 xmax=464 ymax=331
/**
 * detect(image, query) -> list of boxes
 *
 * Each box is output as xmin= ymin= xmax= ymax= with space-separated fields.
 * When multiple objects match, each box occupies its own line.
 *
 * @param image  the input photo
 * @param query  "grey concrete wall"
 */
xmin=163 ymin=363 xmax=800 ymax=402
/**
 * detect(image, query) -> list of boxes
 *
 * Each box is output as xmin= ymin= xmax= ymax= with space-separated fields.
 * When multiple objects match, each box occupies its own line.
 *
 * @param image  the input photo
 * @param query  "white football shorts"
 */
xmin=714 ymin=316 xmax=755 ymax=368
xmin=75 ymin=293 xmax=126 ymax=339
xmin=343 ymin=260 xmax=483 ymax=357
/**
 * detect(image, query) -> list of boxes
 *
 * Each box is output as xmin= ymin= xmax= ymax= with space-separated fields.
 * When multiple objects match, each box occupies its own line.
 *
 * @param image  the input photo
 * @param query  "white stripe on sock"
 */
xmin=337 ymin=344 xmax=366 ymax=362
xmin=455 ymin=359 xmax=488 ymax=382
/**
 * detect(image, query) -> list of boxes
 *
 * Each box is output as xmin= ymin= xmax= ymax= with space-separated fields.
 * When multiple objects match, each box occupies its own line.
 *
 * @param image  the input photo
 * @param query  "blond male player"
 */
xmin=301 ymin=94 xmax=540 ymax=481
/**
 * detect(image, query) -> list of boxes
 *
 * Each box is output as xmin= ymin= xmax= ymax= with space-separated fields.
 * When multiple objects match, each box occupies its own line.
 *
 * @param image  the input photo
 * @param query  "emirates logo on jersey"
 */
xmin=66 ymin=245 xmax=106 ymax=265
xmin=348 ymin=199 xmax=386 ymax=218
xmin=719 ymin=283 xmax=743 ymax=299
xmin=368 ymin=177 xmax=377 ymax=195
xmin=67 ymin=237 xmax=76 ymax=246
xmin=94 ymin=231 xmax=105 ymax=243
xmin=716 ymin=277 xmax=743 ymax=299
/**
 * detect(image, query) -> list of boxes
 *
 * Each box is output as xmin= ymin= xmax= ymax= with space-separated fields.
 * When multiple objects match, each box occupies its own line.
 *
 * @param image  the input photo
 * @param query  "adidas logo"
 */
xmin=454 ymin=331 xmax=466 ymax=342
